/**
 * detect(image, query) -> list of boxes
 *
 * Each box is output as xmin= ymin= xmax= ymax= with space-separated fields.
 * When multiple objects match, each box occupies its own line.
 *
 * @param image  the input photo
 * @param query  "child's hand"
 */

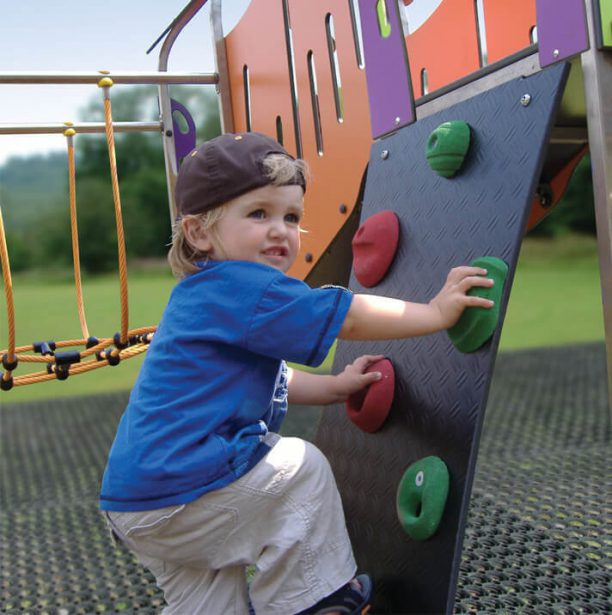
xmin=429 ymin=266 xmax=495 ymax=329
xmin=333 ymin=354 xmax=385 ymax=401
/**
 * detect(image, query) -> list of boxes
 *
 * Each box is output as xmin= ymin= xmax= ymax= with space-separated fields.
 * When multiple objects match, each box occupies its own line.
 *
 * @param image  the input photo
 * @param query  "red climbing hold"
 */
xmin=346 ymin=358 xmax=395 ymax=433
xmin=351 ymin=210 xmax=400 ymax=288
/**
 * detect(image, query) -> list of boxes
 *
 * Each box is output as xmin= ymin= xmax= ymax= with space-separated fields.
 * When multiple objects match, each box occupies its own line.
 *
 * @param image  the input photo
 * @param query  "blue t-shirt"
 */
xmin=100 ymin=261 xmax=352 ymax=511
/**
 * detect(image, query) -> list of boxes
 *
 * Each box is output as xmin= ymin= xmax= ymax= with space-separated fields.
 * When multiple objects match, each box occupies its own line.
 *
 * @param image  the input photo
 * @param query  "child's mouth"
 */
xmin=263 ymin=247 xmax=288 ymax=257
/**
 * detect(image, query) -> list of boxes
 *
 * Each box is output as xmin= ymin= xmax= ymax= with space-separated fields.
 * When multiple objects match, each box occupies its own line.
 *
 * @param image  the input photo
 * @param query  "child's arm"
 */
xmin=287 ymin=355 xmax=385 ymax=405
xmin=339 ymin=266 xmax=494 ymax=340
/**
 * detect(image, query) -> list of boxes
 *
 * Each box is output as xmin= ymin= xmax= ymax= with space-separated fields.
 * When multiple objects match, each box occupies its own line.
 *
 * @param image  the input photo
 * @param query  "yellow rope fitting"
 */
xmin=98 ymin=77 xmax=114 ymax=88
xmin=64 ymin=128 xmax=76 ymax=137
xmin=64 ymin=121 xmax=74 ymax=127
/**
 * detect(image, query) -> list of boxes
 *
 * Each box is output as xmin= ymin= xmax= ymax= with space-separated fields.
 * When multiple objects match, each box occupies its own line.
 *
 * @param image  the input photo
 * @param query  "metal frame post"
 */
xmin=581 ymin=0 xmax=612 ymax=406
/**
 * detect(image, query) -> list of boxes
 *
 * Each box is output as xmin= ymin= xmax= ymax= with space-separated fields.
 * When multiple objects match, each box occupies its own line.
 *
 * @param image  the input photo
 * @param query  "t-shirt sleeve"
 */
xmin=247 ymin=274 xmax=353 ymax=367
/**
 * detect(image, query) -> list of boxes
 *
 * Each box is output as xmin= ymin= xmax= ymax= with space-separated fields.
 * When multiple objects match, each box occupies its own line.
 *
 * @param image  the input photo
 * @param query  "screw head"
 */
xmin=395 ymin=116 xmax=401 ymax=125
xmin=339 ymin=204 xmax=348 ymax=214
xmin=381 ymin=150 xmax=389 ymax=160
xmin=553 ymin=49 xmax=560 ymax=58
xmin=305 ymin=252 xmax=313 ymax=263
xmin=520 ymin=94 xmax=531 ymax=107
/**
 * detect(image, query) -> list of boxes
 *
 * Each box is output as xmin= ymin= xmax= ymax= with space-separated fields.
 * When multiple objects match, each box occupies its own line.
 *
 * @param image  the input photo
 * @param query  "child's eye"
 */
xmin=248 ymin=209 xmax=266 ymax=219
xmin=285 ymin=213 xmax=301 ymax=224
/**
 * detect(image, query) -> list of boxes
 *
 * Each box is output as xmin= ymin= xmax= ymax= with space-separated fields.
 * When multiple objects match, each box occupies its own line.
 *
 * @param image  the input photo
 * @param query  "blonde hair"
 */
xmin=168 ymin=153 xmax=308 ymax=279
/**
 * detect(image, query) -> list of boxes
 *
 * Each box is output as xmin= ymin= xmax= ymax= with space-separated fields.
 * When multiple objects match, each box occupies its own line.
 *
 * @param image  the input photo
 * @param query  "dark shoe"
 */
xmin=296 ymin=574 xmax=373 ymax=614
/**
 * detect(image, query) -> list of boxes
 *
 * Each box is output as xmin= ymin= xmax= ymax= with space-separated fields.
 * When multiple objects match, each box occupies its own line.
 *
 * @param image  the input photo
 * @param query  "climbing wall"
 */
xmin=315 ymin=62 xmax=569 ymax=614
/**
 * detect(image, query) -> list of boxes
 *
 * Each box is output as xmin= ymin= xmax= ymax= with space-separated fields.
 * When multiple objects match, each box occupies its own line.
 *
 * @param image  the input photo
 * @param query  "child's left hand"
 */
xmin=332 ymin=354 xmax=386 ymax=401
xmin=288 ymin=354 xmax=385 ymax=405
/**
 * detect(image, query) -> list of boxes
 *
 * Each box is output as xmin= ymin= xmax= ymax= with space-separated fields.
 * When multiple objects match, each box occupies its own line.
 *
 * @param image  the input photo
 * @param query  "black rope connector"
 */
xmin=55 ymin=351 xmax=81 ymax=367
xmin=129 ymin=334 xmax=140 ymax=346
xmin=33 ymin=340 xmax=56 ymax=355
xmin=106 ymin=349 xmax=121 ymax=366
xmin=55 ymin=365 xmax=70 ymax=381
xmin=0 ymin=374 xmax=14 ymax=391
xmin=142 ymin=333 xmax=153 ymax=345
xmin=113 ymin=332 xmax=129 ymax=350
xmin=86 ymin=336 xmax=100 ymax=349
xmin=2 ymin=354 xmax=18 ymax=372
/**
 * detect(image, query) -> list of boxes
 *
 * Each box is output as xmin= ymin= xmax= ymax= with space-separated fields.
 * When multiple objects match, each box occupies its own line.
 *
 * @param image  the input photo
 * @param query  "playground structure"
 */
xmin=1 ymin=1 xmax=611 ymax=613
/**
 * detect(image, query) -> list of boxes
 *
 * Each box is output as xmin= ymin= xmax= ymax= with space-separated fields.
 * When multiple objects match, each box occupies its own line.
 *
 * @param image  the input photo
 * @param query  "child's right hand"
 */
xmin=429 ymin=266 xmax=495 ymax=329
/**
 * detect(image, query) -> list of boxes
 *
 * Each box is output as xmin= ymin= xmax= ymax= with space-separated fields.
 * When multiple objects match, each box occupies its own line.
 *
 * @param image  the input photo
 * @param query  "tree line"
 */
xmin=1 ymin=85 xmax=597 ymax=275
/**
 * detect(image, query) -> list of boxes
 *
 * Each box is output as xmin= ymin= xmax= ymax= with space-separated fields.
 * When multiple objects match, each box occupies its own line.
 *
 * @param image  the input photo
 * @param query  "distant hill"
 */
xmin=0 ymin=153 xmax=68 ymax=232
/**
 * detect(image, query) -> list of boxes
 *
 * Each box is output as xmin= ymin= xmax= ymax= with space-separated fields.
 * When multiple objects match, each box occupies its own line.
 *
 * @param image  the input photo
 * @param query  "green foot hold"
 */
xmin=448 ymin=256 xmax=508 ymax=353
xmin=396 ymin=456 xmax=450 ymax=541
xmin=426 ymin=120 xmax=471 ymax=178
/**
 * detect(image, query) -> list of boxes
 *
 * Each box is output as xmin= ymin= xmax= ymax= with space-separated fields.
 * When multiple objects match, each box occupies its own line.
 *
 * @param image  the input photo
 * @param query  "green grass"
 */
xmin=0 ymin=235 xmax=605 ymax=404
xmin=499 ymin=234 xmax=604 ymax=350
xmin=0 ymin=265 xmax=175 ymax=404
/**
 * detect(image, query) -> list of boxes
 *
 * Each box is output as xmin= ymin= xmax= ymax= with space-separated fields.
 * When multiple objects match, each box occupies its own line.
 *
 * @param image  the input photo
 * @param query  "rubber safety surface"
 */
xmin=1 ymin=342 xmax=610 ymax=614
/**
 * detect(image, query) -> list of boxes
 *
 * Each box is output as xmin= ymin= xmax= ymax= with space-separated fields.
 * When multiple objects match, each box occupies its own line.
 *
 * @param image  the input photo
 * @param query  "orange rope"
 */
xmin=0 ymin=206 xmax=17 ymax=382
xmin=0 ymin=77 xmax=161 ymax=392
xmin=0 ymin=326 xmax=156 ymax=386
xmin=10 ymin=340 xmax=151 ymax=387
xmin=99 ymin=76 xmax=129 ymax=346
xmin=65 ymin=125 xmax=90 ymax=340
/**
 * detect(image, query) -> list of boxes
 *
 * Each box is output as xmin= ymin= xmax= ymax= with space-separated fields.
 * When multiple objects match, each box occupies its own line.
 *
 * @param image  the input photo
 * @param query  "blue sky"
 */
xmin=0 ymin=0 xmax=439 ymax=164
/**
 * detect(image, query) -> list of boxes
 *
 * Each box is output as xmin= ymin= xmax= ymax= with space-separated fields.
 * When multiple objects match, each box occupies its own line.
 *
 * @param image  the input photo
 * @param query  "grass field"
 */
xmin=0 ymin=234 xmax=605 ymax=404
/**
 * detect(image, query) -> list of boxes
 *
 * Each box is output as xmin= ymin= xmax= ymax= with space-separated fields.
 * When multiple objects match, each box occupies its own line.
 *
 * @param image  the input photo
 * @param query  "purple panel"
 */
xmin=170 ymin=98 xmax=197 ymax=168
xmin=358 ymin=0 xmax=415 ymax=139
xmin=536 ymin=0 xmax=590 ymax=67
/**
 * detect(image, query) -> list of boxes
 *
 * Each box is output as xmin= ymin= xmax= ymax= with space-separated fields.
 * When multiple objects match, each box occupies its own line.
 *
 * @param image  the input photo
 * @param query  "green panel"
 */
xmin=599 ymin=0 xmax=612 ymax=47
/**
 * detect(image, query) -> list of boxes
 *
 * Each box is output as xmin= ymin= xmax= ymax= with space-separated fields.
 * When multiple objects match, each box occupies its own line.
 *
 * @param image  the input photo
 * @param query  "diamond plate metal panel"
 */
xmin=315 ymin=62 xmax=569 ymax=614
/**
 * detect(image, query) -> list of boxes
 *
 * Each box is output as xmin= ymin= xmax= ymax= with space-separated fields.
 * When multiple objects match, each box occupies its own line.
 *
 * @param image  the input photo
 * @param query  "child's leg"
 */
xmin=136 ymin=553 xmax=249 ymax=615
xmin=106 ymin=436 xmax=356 ymax=614
xmin=223 ymin=436 xmax=358 ymax=614
xmin=106 ymin=506 xmax=250 ymax=614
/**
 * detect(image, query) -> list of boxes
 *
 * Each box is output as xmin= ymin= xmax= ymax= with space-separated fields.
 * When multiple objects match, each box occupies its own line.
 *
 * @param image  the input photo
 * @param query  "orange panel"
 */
xmin=526 ymin=145 xmax=588 ymax=232
xmin=482 ymin=0 xmax=537 ymax=64
xmin=287 ymin=0 xmax=372 ymax=279
xmin=405 ymin=0 xmax=480 ymax=97
xmin=224 ymin=0 xmax=297 ymax=155
xmin=225 ymin=0 xmax=372 ymax=280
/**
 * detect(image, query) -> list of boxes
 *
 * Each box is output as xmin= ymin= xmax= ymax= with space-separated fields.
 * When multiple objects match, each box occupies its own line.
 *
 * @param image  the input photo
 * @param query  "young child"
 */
xmin=100 ymin=132 xmax=494 ymax=615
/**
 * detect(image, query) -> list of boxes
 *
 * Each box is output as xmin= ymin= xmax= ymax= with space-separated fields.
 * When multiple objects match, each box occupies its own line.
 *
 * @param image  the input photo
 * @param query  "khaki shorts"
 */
xmin=105 ymin=436 xmax=356 ymax=615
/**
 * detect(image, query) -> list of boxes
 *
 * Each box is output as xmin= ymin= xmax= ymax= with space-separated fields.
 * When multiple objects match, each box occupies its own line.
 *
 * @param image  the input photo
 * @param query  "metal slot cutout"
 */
xmin=307 ymin=50 xmax=324 ymax=155
xmin=348 ymin=0 xmax=365 ymax=68
xmin=475 ymin=0 xmax=488 ymax=67
xmin=282 ymin=0 xmax=302 ymax=157
xmin=242 ymin=65 xmax=252 ymax=131
xmin=276 ymin=115 xmax=284 ymax=145
xmin=420 ymin=67 xmax=429 ymax=96
xmin=376 ymin=0 xmax=392 ymax=38
xmin=326 ymin=14 xmax=345 ymax=123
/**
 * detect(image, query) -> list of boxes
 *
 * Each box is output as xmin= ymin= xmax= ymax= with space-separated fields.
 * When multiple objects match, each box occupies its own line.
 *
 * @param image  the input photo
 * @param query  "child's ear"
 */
xmin=182 ymin=217 xmax=214 ymax=253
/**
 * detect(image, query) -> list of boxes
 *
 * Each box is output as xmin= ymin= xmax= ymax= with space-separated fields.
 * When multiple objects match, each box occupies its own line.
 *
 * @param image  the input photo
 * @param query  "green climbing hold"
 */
xmin=396 ymin=456 xmax=450 ymax=541
xmin=426 ymin=120 xmax=471 ymax=178
xmin=448 ymin=256 xmax=508 ymax=353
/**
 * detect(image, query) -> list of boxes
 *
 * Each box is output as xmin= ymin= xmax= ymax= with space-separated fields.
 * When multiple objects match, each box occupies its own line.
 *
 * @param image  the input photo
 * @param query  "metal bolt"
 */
xmin=395 ymin=116 xmax=401 ymax=125
xmin=165 ymin=129 xmax=173 ymax=137
xmin=520 ymin=94 xmax=531 ymax=107
xmin=553 ymin=49 xmax=560 ymax=58
xmin=381 ymin=150 xmax=389 ymax=160
xmin=305 ymin=252 xmax=313 ymax=263
xmin=339 ymin=204 xmax=348 ymax=214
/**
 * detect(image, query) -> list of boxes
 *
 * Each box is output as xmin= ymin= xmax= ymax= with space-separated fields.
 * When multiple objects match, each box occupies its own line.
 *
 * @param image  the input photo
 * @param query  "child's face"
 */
xmin=187 ymin=184 xmax=304 ymax=273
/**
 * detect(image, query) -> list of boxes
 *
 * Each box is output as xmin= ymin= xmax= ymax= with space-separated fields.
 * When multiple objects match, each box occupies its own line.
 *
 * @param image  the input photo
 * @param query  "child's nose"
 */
xmin=268 ymin=218 xmax=287 ymax=237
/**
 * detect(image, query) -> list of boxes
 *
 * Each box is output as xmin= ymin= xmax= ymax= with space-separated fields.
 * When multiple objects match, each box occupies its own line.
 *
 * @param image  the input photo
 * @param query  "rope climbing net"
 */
xmin=0 ymin=75 xmax=157 ymax=391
